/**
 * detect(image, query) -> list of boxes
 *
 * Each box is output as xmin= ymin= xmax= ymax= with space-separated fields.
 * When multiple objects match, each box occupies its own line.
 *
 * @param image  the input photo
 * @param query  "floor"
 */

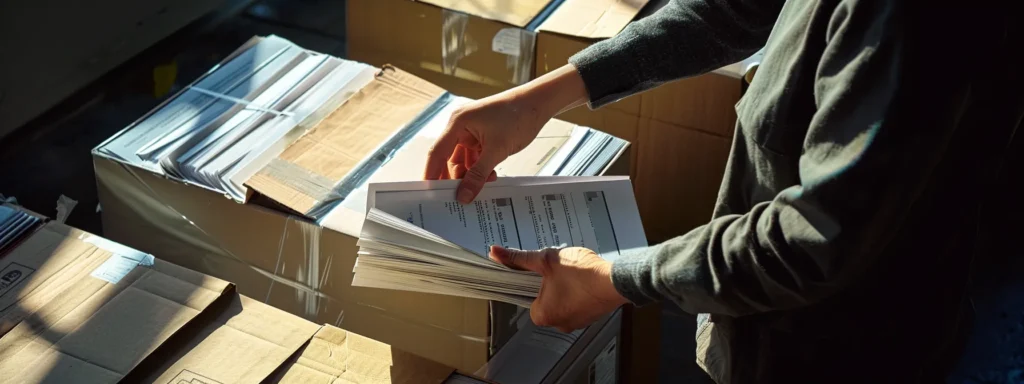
xmin=0 ymin=1 xmax=1020 ymax=383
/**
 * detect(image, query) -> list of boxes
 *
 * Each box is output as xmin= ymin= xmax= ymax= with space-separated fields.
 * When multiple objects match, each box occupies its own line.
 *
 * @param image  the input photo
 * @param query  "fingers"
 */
xmin=456 ymin=151 xmax=501 ymax=204
xmin=489 ymin=245 xmax=552 ymax=274
xmin=425 ymin=129 xmax=461 ymax=180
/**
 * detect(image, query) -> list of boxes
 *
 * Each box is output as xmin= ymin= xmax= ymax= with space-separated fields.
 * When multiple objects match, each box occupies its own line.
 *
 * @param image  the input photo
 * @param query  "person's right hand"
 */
xmin=424 ymin=64 xmax=590 ymax=204
xmin=424 ymin=93 xmax=550 ymax=204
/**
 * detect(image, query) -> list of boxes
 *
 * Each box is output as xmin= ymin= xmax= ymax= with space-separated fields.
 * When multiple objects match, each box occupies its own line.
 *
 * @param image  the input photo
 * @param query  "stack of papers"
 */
xmin=95 ymin=35 xmax=376 ymax=200
xmin=0 ymin=205 xmax=41 ymax=252
xmin=319 ymin=97 xmax=630 ymax=236
xmin=543 ymin=127 xmax=628 ymax=177
xmin=352 ymin=177 xmax=647 ymax=307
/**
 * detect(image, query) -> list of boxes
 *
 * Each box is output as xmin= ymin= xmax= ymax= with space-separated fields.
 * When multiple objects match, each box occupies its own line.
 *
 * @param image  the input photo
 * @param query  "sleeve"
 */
xmin=568 ymin=0 xmax=785 ymax=108
xmin=610 ymin=1 xmax=956 ymax=316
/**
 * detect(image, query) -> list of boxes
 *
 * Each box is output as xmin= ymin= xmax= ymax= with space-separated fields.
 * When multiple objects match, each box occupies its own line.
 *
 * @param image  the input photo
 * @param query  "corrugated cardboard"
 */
xmin=93 ymin=155 xmax=492 ymax=372
xmin=0 ymin=221 xmax=232 ymax=383
xmin=93 ymin=140 xmax=629 ymax=375
xmin=418 ymin=0 xmax=551 ymax=27
xmin=131 ymin=293 xmax=321 ymax=383
xmin=92 ymin=53 xmax=631 ymax=372
xmin=346 ymin=0 xmax=549 ymax=99
xmin=0 ymin=207 xmax=480 ymax=384
xmin=246 ymin=67 xmax=446 ymax=214
xmin=268 ymin=324 xmax=458 ymax=384
xmin=537 ymin=0 xmax=648 ymax=39
xmin=532 ymin=4 xmax=741 ymax=138
xmin=534 ymin=0 xmax=738 ymax=238
xmin=634 ymin=119 xmax=731 ymax=243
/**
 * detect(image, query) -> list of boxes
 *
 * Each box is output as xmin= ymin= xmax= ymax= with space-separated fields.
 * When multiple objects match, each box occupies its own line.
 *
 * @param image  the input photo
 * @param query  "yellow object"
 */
xmin=153 ymin=61 xmax=178 ymax=98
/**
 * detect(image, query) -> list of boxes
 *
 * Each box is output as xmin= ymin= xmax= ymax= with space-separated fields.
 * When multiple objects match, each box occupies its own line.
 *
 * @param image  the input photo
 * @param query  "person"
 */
xmin=424 ymin=0 xmax=1021 ymax=382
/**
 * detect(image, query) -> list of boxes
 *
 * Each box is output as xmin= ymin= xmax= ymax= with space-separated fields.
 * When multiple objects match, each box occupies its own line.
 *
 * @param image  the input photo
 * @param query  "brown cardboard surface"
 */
xmin=350 ymin=50 xmax=511 ymax=100
xmin=419 ymin=0 xmax=550 ymax=27
xmin=93 ymin=134 xmax=629 ymax=374
xmin=135 ymin=293 xmax=321 ymax=384
xmin=269 ymin=324 xmax=456 ymax=384
xmin=0 ymin=222 xmax=96 ymax=333
xmin=537 ymin=0 xmax=649 ymax=39
xmin=246 ymin=67 xmax=446 ymax=214
xmin=536 ymin=30 xmax=741 ymax=138
xmin=347 ymin=0 xmax=535 ymax=97
xmin=0 ymin=222 xmax=232 ymax=383
xmin=634 ymin=119 xmax=731 ymax=243
xmin=93 ymin=156 xmax=492 ymax=372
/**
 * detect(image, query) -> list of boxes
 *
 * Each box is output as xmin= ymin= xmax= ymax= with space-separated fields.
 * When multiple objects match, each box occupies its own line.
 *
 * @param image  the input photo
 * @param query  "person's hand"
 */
xmin=489 ymin=245 xmax=627 ymax=333
xmin=425 ymin=65 xmax=590 ymax=204
xmin=424 ymin=94 xmax=549 ymax=203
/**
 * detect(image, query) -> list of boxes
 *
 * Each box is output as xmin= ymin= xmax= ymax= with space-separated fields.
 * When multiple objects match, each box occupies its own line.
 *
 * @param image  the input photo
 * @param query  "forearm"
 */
xmin=571 ymin=0 xmax=784 ymax=108
xmin=502 ymin=64 xmax=589 ymax=121
xmin=610 ymin=0 xmax=952 ymax=316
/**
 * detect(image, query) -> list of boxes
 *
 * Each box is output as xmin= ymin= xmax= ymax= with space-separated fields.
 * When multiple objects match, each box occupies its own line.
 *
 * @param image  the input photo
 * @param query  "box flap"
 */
xmin=245 ymin=67 xmax=445 ymax=215
xmin=0 ymin=223 xmax=232 ymax=383
xmin=418 ymin=0 xmax=553 ymax=28
xmin=537 ymin=0 xmax=649 ymax=39
xmin=132 ymin=294 xmax=321 ymax=383
xmin=268 ymin=324 xmax=456 ymax=384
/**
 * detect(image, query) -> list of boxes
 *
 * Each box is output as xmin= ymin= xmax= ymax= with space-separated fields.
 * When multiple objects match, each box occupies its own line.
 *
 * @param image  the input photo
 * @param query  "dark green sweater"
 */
xmin=570 ymin=0 xmax=1023 ymax=382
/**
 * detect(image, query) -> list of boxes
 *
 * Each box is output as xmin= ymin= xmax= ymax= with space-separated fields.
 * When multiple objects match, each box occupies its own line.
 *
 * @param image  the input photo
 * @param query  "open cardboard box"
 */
xmin=0 ymin=209 xmax=489 ymax=383
xmin=346 ymin=0 xmax=562 ymax=99
xmin=91 ymin=44 xmax=631 ymax=371
xmin=0 ymin=216 xmax=234 ymax=382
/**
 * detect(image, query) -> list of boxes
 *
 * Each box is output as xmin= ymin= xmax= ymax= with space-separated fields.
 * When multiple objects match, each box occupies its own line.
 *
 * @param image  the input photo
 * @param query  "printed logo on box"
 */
xmin=168 ymin=369 xmax=222 ymax=384
xmin=0 ymin=262 xmax=34 ymax=299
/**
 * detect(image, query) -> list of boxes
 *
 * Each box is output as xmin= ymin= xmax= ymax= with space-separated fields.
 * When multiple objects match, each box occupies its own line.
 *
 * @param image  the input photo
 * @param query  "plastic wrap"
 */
xmin=92 ymin=155 xmax=497 ymax=372
xmin=441 ymin=9 xmax=537 ymax=87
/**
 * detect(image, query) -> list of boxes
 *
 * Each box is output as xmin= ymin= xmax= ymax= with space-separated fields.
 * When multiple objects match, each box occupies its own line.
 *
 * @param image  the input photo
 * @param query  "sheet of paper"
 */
xmin=368 ymin=177 xmax=645 ymax=261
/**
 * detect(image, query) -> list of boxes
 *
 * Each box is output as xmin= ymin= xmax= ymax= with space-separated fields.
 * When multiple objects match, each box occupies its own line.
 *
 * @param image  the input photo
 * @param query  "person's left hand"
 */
xmin=489 ymin=245 xmax=627 ymax=333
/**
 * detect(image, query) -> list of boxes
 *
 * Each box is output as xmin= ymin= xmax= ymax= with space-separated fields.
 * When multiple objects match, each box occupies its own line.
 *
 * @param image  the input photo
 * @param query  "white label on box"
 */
xmin=83 ymin=235 xmax=155 ymax=284
xmin=492 ymin=28 xmax=522 ymax=56
xmin=589 ymin=338 xmax=618 ymax=384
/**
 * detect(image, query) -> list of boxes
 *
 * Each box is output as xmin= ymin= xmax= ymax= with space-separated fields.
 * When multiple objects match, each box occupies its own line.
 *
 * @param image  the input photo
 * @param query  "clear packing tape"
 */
xmin=92 ymin=155 xmax=515 ymax=373
xmin=282 ymin=90 xmax=457 ymax=220
xmin=441 ymin=9 xmax=536 ymax=87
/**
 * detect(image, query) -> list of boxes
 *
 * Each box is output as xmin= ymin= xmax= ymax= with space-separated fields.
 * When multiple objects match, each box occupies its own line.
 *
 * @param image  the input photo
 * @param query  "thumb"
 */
xmin=456 ymin=152 xmax=501 ymax=204
xmin=489 ymin=245 xmax=550 ymax=274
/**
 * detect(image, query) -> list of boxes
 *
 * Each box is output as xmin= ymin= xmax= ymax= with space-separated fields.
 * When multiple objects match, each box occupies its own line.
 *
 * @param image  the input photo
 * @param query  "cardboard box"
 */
xmin=268 ymin=322 xmax=462 ymax=383
xmin=93 ymin=64 xmax=631 ymax=373
xmin=478 ymin=309 xmax=622 ymax=384
xmin=532 ymin=0 xmax=739 ymax=242
xmin=131 ymin=292 xmax=488 ymax=384
xmin=0 ymin=205 xmax=624 ymax=384
xmin=0 ymin=206 xmax=487 ymax=384
xmin=536 ymin=0 xmax=743 ymax=139
xmin=0 ymin=219 xmax=233 ymax=382
xmin=346 ymin=0 xmax=560 ymax=99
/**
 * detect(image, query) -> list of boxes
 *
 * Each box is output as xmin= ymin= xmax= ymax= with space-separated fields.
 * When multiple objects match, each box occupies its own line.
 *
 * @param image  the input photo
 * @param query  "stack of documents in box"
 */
xmin=0 ymin=205 xmax=41 ymax=252
xmin=352 ymin=176 xmax=647 ymax=307
xmin=95 ymin=35 xmax=377 ymax=201
xmin=96 ymin=34 xmax=627 ymax=216
xmin=319 ymin=95 xmax=631 ymax=235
